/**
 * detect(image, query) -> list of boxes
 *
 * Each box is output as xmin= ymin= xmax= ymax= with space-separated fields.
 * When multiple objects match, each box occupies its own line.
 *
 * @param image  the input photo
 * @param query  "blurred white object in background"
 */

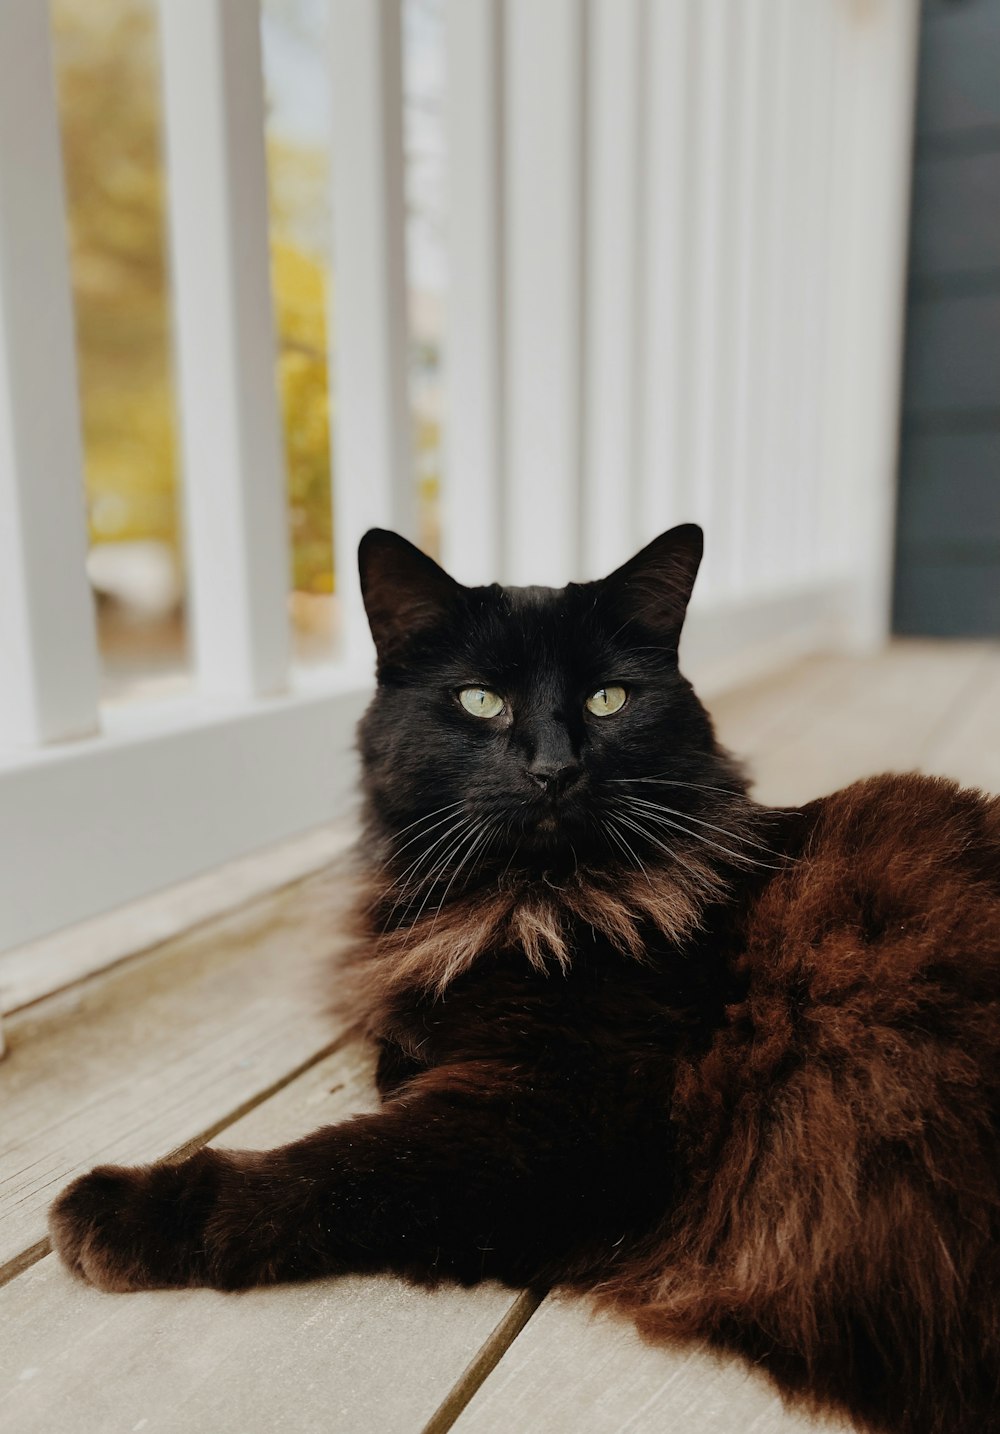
xmin=86 ymin=541 xmax=182 ymax=621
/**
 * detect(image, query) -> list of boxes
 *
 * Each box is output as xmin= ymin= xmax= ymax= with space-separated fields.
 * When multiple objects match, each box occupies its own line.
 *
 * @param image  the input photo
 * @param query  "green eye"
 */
xmin=586 ymin=685 xmax=627 ymax=717
xmin=458 ymin=686 xmax=505 ymax=719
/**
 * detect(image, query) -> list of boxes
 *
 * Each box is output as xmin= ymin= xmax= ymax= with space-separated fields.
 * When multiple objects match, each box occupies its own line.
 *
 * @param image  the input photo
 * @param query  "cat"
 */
xmin=50 ymin=525 xmax=1000 ymax=1434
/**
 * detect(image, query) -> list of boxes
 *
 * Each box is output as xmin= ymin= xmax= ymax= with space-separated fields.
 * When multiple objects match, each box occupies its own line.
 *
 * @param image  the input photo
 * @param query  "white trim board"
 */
xmin=682 ymin=579 xmax=851 ymax=698
xmin=0 ymin=673 xmax=371 ymax=954
xmin=0 ymin=820 xmax=356 ymax=1022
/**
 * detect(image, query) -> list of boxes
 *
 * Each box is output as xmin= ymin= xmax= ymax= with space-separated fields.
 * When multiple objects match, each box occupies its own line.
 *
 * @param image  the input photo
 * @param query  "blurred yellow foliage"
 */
xmin=271 ymin=237 xmax=334 ymax=593
xmin=50 ymin=0 xmax=336 ymax=592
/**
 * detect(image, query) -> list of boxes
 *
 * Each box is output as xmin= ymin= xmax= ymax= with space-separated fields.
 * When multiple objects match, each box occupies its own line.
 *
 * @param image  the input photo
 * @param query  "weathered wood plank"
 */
xmin=0 ymin=867 xmax=349 ymax=1280
xmin=0 ymin=821 xmax=354 ymax=1018
xmin=920 ymin=646 xmax=1000 ymax=793
xmin=715 ymin=641 xmax=993 ymax=807
xmin=0 ymin=1046 xmax=527 ymax=1434
xmin=450 ymin=1293 xmax=847 ymax=1433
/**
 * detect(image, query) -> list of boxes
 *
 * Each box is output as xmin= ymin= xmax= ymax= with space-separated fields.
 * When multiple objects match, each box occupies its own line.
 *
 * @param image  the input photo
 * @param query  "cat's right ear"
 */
xmin=358 ymin=529 xmax=460 ymax=666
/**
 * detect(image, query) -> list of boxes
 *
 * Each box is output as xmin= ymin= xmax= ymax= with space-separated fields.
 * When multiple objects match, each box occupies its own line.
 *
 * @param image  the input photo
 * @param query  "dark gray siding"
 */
xmin=893 ymin=0 xmax=1000 ymax=637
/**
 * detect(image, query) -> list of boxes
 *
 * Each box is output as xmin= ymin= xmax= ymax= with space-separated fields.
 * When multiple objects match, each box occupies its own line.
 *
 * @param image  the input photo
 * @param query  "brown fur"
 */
xmin=598 ymin=775 xmax=1000 ymax=1431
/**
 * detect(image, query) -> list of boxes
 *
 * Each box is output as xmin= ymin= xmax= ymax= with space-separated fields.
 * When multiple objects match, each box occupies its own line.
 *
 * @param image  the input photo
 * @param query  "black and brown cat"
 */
xmin=51 ymin=527 xmax=1000 ymax=1434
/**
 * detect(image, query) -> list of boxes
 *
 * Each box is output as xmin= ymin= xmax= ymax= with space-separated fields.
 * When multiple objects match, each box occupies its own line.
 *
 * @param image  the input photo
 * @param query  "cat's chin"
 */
xmin=510 ymin=814 xmax=588 ymax=872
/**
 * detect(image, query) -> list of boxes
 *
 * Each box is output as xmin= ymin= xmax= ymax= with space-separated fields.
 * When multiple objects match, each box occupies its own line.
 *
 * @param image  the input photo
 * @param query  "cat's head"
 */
xmin=356 ymin=526 xmax=750 ymax=919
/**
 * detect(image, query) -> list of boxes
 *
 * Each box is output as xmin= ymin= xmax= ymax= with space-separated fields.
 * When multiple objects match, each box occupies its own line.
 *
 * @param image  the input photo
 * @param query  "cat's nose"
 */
xmin=527 ymin=760 xmax=584 ymax=797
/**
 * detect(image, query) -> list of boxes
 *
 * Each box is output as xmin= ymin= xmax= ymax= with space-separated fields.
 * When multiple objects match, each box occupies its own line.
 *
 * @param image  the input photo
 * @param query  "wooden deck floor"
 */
xmin=2 ymin=640 xmax=998 ymax=1434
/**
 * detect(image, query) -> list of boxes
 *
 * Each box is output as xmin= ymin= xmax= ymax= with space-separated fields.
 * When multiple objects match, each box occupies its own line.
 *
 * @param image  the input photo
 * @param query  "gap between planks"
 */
xmin=0 ymin=864 xmax=354 ymax=1283
xmin=0 ymin=1031 xmax=352 ymax=1291
xmin=421 ymin=1288 xmax=548 ymax=1434
xmin=0 ymin=1045 xmax=540 ymax=1434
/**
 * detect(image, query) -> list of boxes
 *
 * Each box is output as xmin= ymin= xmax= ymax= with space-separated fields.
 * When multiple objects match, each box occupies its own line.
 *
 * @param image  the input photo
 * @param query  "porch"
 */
xmin=3 ymin=640 xmax=997 ymax=1434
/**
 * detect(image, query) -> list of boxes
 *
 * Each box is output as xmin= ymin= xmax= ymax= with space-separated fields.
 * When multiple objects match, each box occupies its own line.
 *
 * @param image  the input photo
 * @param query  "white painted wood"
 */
xmin=159 ymin=0 xmax=291 ymax=701
xmin=503 ymin=0 xmax=585 ymax=585
xmin=0 ymin=0 xmax=100 ymax=747
xmin=635 ymin=0 xmax=695 ymax=544
xmin=726 ymin=0 xmax=767 ymax=595
xmin=0 ymin=820 xmax=355 ymax=1017
xmin=0 ymin=674 xmax=370 ymax=953
xmin=782 ymin=0 xmax=819 ymax=593
xmin=580 ymin=0 xmax=644 ymax=578
xmin=686 ymin=0 xmax=740 ymax=599
xmin=329 ymin=0 xmax=414 ymax=657
xmin=823 ymin=0 xmax=920 ymax=650
xmin=789 ymin=1 xmax=837 ymax=586
xmin=681 ymin=581 xmax=850 ymax=702
xmin=754 ymin=0 xmax=797 ymax=594
xmin=442 ymin=0 xmax=504 ymax=584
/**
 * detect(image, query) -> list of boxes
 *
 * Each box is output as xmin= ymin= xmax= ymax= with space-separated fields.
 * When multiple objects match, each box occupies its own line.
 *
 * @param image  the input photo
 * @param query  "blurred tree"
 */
xmin=50 ymin=0 xmax=336 ymax=593
xmin=271 ymin=233 xmax=333 ymax=593
xmin=51 ymin=0 xmax=178 ymax=548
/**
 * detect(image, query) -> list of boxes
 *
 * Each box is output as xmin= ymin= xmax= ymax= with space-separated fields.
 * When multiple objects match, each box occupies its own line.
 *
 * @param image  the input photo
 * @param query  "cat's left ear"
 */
xmin=600 ymin=524 xmax=703 ymax=644
xmin=358 ymin=529 xmax=461 ymax=666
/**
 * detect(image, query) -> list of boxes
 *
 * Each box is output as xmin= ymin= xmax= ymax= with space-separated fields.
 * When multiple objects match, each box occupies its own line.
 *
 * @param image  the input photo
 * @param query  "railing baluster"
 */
xmin=687 ymin=0 xmax=739 ymax=599
xmin=791 ymin=0 xmax=837 ymax=585
xmin=757 ymin=0 xmax=797 ymax=593
xmin=0 ymin=0 xmax=100 ymax=746
xmin=503 ymin=0 xmax=585 ymax=585
xmin=442 ymin=0 xmax=504 ymax=584
xmin=823 ymin=0 xmax=920 ymax=649
xmin=159 ymin=0 xmax=291 ymax=701
xmin=329 ymin=0 xmax=413 ymax=659
xmin=728 ymin=0 xmax=768 ymax=595
xmin=581 ymin=0 xmax=645 ymax=578
xmin=636 ymin=0 xmax=695 ymax=546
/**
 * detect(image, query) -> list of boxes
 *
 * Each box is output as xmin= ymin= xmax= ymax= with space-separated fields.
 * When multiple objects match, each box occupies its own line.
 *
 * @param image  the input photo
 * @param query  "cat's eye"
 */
xmin=586 ymin=685 xmax=627 ymax=717
xmin=458 ymin=686 xmax=505 ymax=719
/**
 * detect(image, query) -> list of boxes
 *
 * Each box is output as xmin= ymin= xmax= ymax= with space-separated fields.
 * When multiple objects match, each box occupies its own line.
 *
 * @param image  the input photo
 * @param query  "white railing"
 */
xmin=0 ymin=0 xmax=918 ymax=963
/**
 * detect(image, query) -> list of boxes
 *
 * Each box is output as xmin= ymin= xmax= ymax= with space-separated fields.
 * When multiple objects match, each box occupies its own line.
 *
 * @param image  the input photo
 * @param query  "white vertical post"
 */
xmin=581 ymin=0 xmax=645 ymax=579
xmin=442 ymin=0 xmax=504 ymax=585
xmin=636 ymin=0 xmax=696 ymax=545
xmin=329 ymin=0 xmax=413 ymax=660
xmin=746 ymin=0 xmax=795 ymax=595
xmin=824 ymin=0 xmax=920 ymax=650
xmin=503 ymin=0 xmax=585 ymax=586
xmin=0 ymin=0 xmax=100 ymax=746
xmin=686 ymin=0 xmax=739 ymax=599
xmin=727 ymin=0 xmax=767 ymax=595
xmin=159 ymin=0 xmax=291 ymax=700
xmin=768 ymin=0 xmax=807 ymax=593
xmin=788 ymin=0 xmax=837 ymax=585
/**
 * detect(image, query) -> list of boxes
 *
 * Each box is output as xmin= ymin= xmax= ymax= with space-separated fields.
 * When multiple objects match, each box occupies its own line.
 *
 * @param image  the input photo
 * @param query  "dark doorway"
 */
xmin=893 ymin=0 xmax=1000 ymax=636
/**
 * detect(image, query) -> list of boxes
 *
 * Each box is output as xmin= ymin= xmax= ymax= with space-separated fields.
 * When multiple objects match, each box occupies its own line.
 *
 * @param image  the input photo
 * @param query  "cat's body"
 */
xmin=51 ymin=529 xmax=1000 ymax=1434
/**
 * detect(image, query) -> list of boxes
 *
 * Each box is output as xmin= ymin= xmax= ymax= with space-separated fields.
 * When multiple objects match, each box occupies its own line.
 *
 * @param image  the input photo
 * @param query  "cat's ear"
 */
xmin=600 ymin=524 xmax=703 ymax=644
xmin=358 ymin=529 xmax=460 ymax=664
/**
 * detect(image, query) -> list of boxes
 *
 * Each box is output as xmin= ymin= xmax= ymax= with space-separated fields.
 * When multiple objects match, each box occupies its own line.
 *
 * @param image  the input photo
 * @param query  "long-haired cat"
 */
xmin=51 ymin=527 xmax=1000 ymax=1434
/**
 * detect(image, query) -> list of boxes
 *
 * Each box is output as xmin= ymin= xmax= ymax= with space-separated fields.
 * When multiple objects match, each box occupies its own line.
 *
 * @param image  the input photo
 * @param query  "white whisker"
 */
xmin=624 ymin=795 xmax=783 ymax=859
xmin=613 ymin=810 xmax=717 ymax=890
xmin=604 ymin=817 xmax=654 ymax=888
xmin=613 ymin=799 xmax=781 ymax=871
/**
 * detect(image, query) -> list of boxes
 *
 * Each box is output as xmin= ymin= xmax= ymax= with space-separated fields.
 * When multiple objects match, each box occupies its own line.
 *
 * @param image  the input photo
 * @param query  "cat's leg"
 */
xmin=49 ymin=1064 xmax=634 ymax=1293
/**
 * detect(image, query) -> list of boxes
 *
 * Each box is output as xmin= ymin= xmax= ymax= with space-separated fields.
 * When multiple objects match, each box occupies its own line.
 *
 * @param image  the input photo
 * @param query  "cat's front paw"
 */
xmin=49 ymin=1150 xmax=223 ymax=1292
